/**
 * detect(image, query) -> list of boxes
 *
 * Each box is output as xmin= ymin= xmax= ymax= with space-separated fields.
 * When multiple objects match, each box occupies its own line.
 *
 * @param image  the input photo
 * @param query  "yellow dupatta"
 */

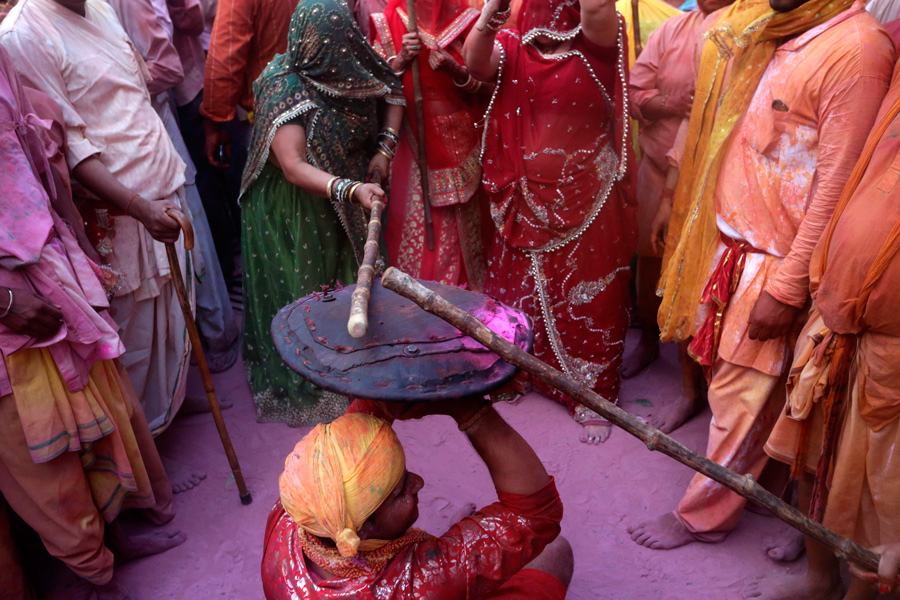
xmin=656 ymin=0 xmax=855 ymax=342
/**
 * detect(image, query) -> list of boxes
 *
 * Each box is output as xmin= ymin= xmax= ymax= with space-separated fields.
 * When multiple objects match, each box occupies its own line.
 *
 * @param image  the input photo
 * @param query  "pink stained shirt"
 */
xmin=106 ymin=0 xmax=185 ymax=96
xmin=0 ymin=44 xmax=123 ymax=397
xmin=629 ymin=9 xmax=705 ymax=170
xmin=0 ymin=0 xmax=187 ymax=298
xmin=707 ymin=5 xmax=895 ymax=375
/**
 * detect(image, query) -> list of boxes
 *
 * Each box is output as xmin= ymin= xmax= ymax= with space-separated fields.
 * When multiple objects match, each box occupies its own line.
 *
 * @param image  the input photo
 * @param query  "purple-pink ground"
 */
xmin=117 ymin=332 xmax=808 ymax=599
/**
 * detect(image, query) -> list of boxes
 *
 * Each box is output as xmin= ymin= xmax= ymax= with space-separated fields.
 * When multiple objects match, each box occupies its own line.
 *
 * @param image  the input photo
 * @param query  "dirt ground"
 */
xmin=115 ymin=332 xmax=809 ymax=599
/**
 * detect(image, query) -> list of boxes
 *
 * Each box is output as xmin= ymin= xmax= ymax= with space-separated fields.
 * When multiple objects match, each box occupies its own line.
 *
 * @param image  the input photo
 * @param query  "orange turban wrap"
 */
xmin=279 ymin=413 xmax=406 ymax=557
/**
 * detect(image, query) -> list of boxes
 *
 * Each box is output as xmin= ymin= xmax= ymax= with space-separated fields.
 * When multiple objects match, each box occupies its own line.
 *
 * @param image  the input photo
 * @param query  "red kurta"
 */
xmin=481 ymin=23 xmax=636 ymax=410
xmin=261 ymin=478 xmax=564 ymax=599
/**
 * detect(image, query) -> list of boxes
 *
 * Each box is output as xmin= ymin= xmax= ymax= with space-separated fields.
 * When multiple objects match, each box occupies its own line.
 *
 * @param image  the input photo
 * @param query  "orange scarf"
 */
xmin=657 ymin=0 xmax=854 ymax=342
xmin=298 ymin=527 xmax=433 ymax=579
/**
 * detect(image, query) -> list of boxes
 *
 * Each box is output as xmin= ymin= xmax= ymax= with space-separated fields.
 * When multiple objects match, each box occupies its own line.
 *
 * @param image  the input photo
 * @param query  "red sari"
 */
xmin=370 ymin=0 xmax=487 ymax=288
xmin=481 ymin=15 xmax=636 ymax=414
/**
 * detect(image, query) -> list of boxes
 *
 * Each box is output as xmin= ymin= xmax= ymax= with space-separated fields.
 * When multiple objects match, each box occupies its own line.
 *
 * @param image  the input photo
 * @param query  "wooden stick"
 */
xmin=380 ymin=267 xmax=881 ymax=572
xmin=348 ymin=170 xmax=386 ymax=338
xmin=631 ymin=0 xmax=643 ymax=58
xmin=405 ymin=0 xmax=435 ymax=251
xmin=165 ymin=210 xmax=252 ymax=505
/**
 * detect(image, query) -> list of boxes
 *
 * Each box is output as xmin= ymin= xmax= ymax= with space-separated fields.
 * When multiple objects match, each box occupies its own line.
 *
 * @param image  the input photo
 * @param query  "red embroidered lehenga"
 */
xmin=481 ymin=1 xmax=636 ymax=425
xmin=370 ymin=0 xmax=487 ymax=288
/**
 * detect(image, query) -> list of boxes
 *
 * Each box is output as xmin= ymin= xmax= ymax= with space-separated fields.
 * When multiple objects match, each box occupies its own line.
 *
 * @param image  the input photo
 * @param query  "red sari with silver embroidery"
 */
xmin=370 ymin=0 xmax=488 ymax=288
xmin=261 ymin=478 xmax=564 ymax=599
xmin=481 ymin=21 xmax=636 ymax=411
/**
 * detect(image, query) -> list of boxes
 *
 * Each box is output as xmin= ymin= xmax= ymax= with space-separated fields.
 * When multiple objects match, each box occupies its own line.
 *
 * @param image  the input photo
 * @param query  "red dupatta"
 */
xmin=481 ymin=12 xmax=632 ymax=251
xmin=370 ymin=0 xmax=483 ymax=205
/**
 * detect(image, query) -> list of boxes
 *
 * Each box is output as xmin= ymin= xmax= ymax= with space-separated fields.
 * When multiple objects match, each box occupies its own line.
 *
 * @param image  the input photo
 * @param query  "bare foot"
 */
xmin=580 ymin=422 xmax=612 ymax=444
xmin=621 ymin=339 xmax=659 ymax=379
xmin=762 ymin=529 xmax=806 ymax=562
xmin=645 ymin=393 xmax=705 ymax=434
xmin=91 ymin=579 xmax=130 ymax=600
xmin=162 ymin=456 xmax=207 ymax=493
xmin=180 ymin=392 xmax=234 ymax=414
xmin=628 ymin=512 xmax=697 ymax=549
xmin=741 ymin=573 xmax=842 ymax=600
xmin=108 ymin=521 xmax=186 ymax=564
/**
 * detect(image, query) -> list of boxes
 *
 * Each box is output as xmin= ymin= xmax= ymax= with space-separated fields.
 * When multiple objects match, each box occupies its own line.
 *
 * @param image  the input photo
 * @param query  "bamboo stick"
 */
xmin=165 ymin=210 xmax=252 ymax=505
xmin=348 ymin=170 xmax=386 ymax=338
xmin=631 ymin=0 xmax=644 ymax=58
xmin=405 ymin=0 xmax=435 ymax=251
xmin=380 ymin=266 xmax=881 ymax=572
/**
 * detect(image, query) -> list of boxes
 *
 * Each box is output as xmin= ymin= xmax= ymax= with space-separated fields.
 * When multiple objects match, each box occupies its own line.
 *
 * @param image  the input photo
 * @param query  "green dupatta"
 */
xmin=241 ymin=0 xmax=404 ymax=261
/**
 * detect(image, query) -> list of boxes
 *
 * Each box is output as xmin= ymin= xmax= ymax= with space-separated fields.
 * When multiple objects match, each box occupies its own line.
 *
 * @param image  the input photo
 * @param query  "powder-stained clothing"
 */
xmin=262 ymin=479 xmax=564 ymax=599
xmin=200 ymin=0 xmax=296 ymax=121
xmin=0 ymin=0 xmax=193 ymax=434
xmin=674 ymin=4 xmax=895 ymax=538
xmin=767 ymin=67 xmax=900 ymax=546
xmin=629 ymin=9 xmax=705 ymax=256
xmin=698 ymin=6 xmax=895 ymax=377
xmin=0 ymin=0 xmax=187 ymax=299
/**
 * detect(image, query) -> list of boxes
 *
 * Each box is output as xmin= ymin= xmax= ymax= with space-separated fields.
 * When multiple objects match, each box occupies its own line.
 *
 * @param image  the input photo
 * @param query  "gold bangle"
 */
xmin=326 ymin=176 xmax=339 ymax=201
xmin=348 ymin=182 xmax=363 ymax=205
xmin=377 ymin=147 xmax=394 ymax=161
xmin=383 ymin=126 xmax=399 ymax=137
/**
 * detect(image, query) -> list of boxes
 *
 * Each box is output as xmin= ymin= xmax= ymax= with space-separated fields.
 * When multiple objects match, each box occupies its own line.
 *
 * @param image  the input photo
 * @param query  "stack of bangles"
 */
xmin=454 ymin=73 xmax=482 ymax=94
xmin=486 ymin=6 xmax=511 ymax=31
xmin=327 ymin=176 xmax=365 ymax=205
xmin=377 ymin=127 xmax=399 ymax=162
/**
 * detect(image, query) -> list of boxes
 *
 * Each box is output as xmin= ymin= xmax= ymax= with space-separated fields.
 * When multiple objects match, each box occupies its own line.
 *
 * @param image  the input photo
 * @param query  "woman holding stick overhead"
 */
xmin=463 ymin=0 xmax=637 ymax=445
xmin=240 ymin=0 xmax=404 ymax=426
xmin=369 ymin=0 xmax=489 ymax=289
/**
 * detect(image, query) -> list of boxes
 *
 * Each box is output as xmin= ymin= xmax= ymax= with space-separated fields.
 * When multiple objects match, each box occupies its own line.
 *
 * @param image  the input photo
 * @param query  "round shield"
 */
xmin=272 ymin=279 xmax=533 ymax=401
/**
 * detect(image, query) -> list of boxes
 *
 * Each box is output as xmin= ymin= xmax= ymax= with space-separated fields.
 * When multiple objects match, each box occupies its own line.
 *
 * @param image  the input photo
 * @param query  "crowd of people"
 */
xmin=3 ymin=0 xmax=900 ymax=597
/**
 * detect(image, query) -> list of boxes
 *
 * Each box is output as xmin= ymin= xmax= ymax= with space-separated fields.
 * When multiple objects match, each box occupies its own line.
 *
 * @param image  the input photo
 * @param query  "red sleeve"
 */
xmin=374 ymin=477 xmax=563 ymax=598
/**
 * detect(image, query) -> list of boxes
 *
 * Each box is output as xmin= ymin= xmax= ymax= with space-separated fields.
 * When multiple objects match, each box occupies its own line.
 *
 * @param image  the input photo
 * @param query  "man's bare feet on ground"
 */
xmin=741 ymin=573 xmax=842 ymax=600
xmin=645 ymin=393 xmax=704 ymax=434
xmin=763 ymin=528 xmax=806 ymax=562
xmin=108 ymin=521 xmax=186 ymax=564
xmin=91 ymin=579 xmax=131 ymax=600
xmin=621 ymin=339 xmax=659 ymax=379
xmin=162 ymin=456 xmax=207 ymax=493
xmin=628 ymin=512 xmax=697 ymax=549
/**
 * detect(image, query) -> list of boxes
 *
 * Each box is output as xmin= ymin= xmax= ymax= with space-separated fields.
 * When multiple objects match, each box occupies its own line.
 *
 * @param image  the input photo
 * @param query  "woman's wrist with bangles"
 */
xmin=453 ymin=72 xmax=482 ymax=94
xmin=376 ymin=128 xmax=399 ymax=161
xmin=327 ymin=177 xmax=364 ymax=205
xmin=486 ymin=6 xmax=511 ymax=31
xmin=660 ymin=187 xmax=676 ymax=205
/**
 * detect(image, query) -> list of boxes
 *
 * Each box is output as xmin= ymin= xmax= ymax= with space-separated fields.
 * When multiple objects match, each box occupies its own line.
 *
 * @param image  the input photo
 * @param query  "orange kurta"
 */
xmin=675 ymin=6 xmax=895 ymax=538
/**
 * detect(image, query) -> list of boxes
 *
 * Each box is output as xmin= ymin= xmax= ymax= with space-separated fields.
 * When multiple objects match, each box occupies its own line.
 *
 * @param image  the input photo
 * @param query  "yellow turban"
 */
xmin=279 ymin=413 xmax=406 ymax=557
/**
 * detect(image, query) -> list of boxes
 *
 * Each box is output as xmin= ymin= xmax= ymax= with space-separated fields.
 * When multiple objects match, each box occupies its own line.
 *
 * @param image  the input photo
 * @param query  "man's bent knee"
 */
xmin=525 ymin=535 xmax=574 ymax=588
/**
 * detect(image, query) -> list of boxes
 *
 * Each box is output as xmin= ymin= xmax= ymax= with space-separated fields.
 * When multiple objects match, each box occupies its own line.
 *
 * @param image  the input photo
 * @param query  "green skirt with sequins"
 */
xmin=241 ymin=162 xmax=357 ymax=426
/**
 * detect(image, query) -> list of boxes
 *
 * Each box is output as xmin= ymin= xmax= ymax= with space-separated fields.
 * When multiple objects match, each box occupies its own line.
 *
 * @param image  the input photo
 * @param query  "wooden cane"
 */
xmin=348 ymin=170 xmax=386 ymax=338
xmin=631 ymin=0 xmax=644 ymax=58
xmin=164 ymin=209 xmax=252 ymax=505
xmin=380 ymin=267 xmax=882 ymax=573
xmin=405 ymin=0 xmax=435 ymax=251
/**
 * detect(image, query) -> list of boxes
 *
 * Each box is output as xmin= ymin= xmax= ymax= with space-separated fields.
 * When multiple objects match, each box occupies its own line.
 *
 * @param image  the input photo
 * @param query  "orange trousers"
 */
xmin=675 ymin=359 xmax=786 ymax=541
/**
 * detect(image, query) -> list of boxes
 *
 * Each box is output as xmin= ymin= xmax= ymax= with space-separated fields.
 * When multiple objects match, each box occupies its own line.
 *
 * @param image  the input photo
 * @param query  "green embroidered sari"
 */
xmin=241 ymin=0 xmax=402 ymax=426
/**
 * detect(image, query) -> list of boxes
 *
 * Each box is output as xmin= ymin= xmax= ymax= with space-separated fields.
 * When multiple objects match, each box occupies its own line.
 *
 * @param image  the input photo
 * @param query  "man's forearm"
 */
xmin=460 ymin=406 xmax=550 ymax=497
xmin=71 ymin=156 xmax=138 ymax=212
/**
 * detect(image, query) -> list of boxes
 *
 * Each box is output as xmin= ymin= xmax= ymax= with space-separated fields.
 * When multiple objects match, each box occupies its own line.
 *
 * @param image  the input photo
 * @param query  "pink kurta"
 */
xmin=629 ymin=9 xmax=705 ymax=256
